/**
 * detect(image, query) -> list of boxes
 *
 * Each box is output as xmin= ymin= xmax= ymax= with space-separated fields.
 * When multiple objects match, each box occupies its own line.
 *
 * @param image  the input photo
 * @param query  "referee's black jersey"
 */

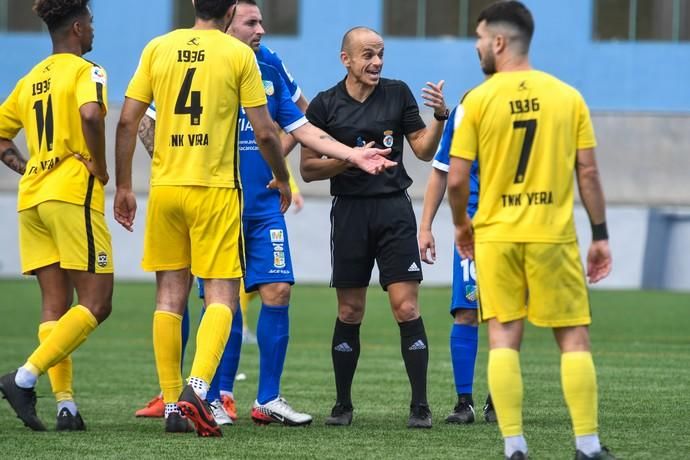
xmin=306 ymin=77 xmax=426 ymax=197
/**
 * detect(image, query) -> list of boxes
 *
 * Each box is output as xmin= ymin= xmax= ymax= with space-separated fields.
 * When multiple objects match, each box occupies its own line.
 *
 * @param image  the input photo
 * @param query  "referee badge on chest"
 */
xmin=383 ymin=130 xmax=394 ymax=148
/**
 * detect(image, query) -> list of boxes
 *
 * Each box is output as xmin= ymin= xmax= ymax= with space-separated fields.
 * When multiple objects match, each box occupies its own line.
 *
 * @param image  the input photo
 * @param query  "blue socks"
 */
xmin=180 ymin=305 xmax=190 ymax=367
xmin=207 ymin=306 xmax=243 ymax=402
xmin=257 ymin=304 xmax=289 ymax=404
xmin=450 ymin=323 xmax=479 ymax=395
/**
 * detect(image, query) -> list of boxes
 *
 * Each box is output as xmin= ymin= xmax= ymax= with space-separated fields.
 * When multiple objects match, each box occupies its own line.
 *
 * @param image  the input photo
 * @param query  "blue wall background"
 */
xmin=2 ymin=0 xmax=689 ymax=112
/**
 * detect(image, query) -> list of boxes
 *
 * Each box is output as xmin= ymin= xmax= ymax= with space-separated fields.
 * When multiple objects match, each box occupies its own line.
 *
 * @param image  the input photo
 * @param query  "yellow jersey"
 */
xmin=125 ymin=28 xmax=267 ymax=188
xmin=0 ymin=54 xmax=108 ymax=213
xmin=450 ymin=70 xmax=596 ymax=243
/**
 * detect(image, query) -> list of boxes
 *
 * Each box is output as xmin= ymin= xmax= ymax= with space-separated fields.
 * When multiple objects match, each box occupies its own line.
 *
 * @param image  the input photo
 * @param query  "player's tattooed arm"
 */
xmin=0 ymin=139 xmax=27 ymax=175
xmin=137 ymin=115 xmax=155 ymax=158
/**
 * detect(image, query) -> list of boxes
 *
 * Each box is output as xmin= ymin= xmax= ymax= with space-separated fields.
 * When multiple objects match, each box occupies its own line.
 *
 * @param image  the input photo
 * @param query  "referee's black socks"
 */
xmin=399 ymin=317 xmax=429 ymax=406
xmin=331 ymin=318 xmax=361 ymax=408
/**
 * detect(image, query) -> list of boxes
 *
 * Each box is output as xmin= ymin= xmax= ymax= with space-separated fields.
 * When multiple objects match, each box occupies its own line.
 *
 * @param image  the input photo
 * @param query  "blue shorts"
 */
xmin=450 ymin=246 xmax=478 ymax=315
xmin=242 ymin=214 xmax=294 ymax=292
xmin=196 ymin=214 xmax=294 ymax=297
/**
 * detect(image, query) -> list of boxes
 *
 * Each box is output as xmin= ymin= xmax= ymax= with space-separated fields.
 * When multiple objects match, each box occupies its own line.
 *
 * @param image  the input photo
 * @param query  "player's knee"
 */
xmin=260 ymin=283 xmax=291 ymax=306
xmin=392 ymin=300 xmax=420 ymax=322
xmin=338 ymin=305 xmax=364 ymax=323
xmin=89 ymin=301 xmax=112 ymax=324
xmin=454 ymin=309 xmax=478 ymax=326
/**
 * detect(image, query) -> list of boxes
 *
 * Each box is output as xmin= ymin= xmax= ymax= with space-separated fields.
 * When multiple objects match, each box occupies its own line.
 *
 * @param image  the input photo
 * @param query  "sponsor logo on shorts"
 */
xmin=274 ymin=251 xmax=286 ymax=269
xmin=270 ymin=229 xmax=284 ymax=243
xmin=97 ymin=251 xmax=108 ymax=268
xmin=408 ymin=262 xmax=420 ymax=272
xmin=383 ymin=130 xmax=394 ymax=148
xmin=465 ymin=284 xmax=477 ymax=302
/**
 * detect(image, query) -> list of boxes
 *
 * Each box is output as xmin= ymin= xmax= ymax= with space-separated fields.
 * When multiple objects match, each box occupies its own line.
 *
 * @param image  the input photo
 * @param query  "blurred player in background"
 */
xmin=418 ymin=104 xmax=496 ymax=425
xmin=0 ymin=0 xmax=112 ymax=432
xmin=447 ymin=2 xmax=615 ymax=458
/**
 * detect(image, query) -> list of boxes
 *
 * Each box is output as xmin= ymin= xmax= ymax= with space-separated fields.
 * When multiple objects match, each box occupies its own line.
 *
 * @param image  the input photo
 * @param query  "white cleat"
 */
xmin=250 ymin=396 xmax=312 ymax=426
xmin=209 ymin=399 xmax=233 ymax=426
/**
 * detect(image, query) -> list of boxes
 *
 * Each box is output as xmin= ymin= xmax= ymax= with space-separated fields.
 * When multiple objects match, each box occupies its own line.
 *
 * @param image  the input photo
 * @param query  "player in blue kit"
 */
xmin=418 ymin=105 xmax=496 ymax=425
xmin=135 ymin=0 xmax=394 ymax=426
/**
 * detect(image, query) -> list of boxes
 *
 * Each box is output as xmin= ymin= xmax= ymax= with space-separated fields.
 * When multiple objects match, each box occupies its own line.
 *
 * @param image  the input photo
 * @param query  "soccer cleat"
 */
xmin=407 ymin=403 xmax=432 ymax=429
xmin=507 ymin=451 xmax=528 ymax=460
xmin=575 ymin=446 xmax=617 ymax=460
xmin=324 ymin=402 xmax=353 ymax=426
xmin=209 ymin=399 xmax=233 ymax=426
xmin=483 ymin=394 xmax=497 ymax=423
xmin=177 ymin=385 xmax=222 ymax=437
xmin=445 ymin=394 xmax=475 ymax=424
xmin=251 ymin=396 xmax=312 ymax=426
xmin=135 ymin=394 xmax=165 ymax=418
xmin=0 ymin=370 xmax=46 ymax=431
xmin=56 ymin=408 xmax=86 ymax=431
xmin=164 ymin=412 xmax=194 ymax=433
xmin=220 ymin=394 xmax=237 ymax=421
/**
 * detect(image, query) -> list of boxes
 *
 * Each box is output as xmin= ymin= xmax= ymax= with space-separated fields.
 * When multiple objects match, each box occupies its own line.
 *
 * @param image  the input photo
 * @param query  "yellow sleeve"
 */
xmin=125 ymin=40 xmax=155 ymax=104
xmin=239 ymin=49 xmax=268 ymax=109
xmin=0 ymin=80 xmax=23 ymax=139
xmin=75 ymin=64 xmax=108 ymax=114
xmin=449 ymin=94 xmax=479 ymax=161
xmin=287 ymin=161 xmax=300 ymax=194
xmin=576 ymin=94 xmax=597 ymax=149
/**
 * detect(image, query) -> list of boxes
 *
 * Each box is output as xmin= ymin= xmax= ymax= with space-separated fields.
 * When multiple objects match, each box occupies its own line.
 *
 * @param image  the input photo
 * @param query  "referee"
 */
xmin=300 ymin=26 xmax=449 ymax=429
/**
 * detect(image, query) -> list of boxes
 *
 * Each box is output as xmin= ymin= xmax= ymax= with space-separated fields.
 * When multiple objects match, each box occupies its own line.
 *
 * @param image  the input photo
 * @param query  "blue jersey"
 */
xmin=433 ymin=106 xmax=479 ymax=217
xmin=255 ymin=45 xmax=302 ymax=103
xmin=240 ymin=62 xmax=306 ymax=218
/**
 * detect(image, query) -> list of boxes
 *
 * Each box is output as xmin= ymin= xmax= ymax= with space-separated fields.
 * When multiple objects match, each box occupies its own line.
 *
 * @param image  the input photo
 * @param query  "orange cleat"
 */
xmin=135 ymin=394 xmax=165 ymax=418
xmin=221 ymin=394 xmax=237 ymax=421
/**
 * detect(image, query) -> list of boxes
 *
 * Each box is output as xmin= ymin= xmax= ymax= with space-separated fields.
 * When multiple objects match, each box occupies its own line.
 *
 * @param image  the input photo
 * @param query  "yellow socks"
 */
xmin=561 ymin=351 xmax=598 ymax=436
xmin=189 ymin=303 xmax=232 ymax=385
xmin=153 ymin=311 xmax=183 ymax=404
xmin=26 ymin=305 xmax=97 ymax=375
xmin=38 ymin=321 xmax=73 ymax=402
xmin=239 ymin=279 xmax=255 ymax=330
xmin=488 ymin=348 xmax=523 ymax=437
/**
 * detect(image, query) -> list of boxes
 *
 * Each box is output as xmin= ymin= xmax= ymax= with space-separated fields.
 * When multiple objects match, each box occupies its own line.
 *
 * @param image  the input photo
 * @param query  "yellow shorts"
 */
xmin=142 ymin=185 xmax=244 ymax=279
xmin=18 ymin=201 xmax=113 ymax=275
xmin=475 ymin=241 xmax=591 ymax=328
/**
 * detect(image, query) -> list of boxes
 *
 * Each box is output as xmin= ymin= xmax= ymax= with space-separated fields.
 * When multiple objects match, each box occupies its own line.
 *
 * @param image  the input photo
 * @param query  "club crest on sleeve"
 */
xmin=91 ymin=66 xmax=106 ymax=84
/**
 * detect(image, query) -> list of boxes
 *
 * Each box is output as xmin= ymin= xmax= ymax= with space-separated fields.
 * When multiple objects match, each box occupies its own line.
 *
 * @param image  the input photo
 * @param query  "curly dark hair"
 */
xmin=33 ymin=0 xmax=90 ymax=32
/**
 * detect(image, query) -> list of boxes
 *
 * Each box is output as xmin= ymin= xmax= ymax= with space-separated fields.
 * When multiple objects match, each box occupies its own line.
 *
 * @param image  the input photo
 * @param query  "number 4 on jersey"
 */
xmin=175 ymin=67 xmax=203 ymax=125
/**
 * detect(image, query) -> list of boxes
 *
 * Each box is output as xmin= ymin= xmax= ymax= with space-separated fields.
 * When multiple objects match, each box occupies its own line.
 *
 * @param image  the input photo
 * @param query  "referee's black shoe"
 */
xmin=56 ymin=407 xmax=86 ymax=431
xmin=407 ymin=403 xmax=432 ymax=429
xmin=0 ymin=370 xmax=46 ymax=431
xmin=324 ymin=402 xmax=353 ymax=426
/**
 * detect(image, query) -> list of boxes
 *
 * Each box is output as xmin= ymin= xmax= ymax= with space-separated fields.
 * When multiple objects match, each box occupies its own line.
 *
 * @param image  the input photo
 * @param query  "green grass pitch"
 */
xmin=0 ymin=280 xmax=688 ymax=459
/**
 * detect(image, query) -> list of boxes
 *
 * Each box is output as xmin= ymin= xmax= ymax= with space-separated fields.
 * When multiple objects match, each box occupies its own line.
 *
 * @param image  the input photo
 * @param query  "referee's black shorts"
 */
xmin=330 ymin=191 xmax=423 ymax=290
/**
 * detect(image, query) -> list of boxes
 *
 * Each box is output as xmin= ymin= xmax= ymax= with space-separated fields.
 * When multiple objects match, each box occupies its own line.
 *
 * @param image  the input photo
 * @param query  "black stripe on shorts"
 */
xmin=84 ymin=175 xmax=96 ymax=272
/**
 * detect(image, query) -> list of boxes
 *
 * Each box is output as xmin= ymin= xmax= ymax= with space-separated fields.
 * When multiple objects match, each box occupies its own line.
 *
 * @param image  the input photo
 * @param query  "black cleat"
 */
xmin=177 ymin=385 xmax=221 ymax=437
xmin=575 ymin=446 xmax=617 ymax=460
xmin=507 ymin=451 xmax=528 ymax=460
xmin=0 ymin=370 xmax=46 ymax=431
xmin=165 ymin=412 xmax=194 ymax=433
xmin=324 ymin=402 xmax=353 ymax=426
xmin=56 ymin=408 xmax=86 ymax=431
xmin=445 ymin=394 xmax=475 ymax=424
xmin=407 ymin=403 xmax=432 ymax=429
xmin=483 ymin=394 xmax=497 ymax=423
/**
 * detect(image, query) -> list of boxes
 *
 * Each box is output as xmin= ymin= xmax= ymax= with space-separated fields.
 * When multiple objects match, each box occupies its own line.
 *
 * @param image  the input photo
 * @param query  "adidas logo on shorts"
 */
xmin=334 ymin=342 xmax=353 ymax=353
xmin=408 ymin=340 xmax=427 ymax=351
xmin=408 ymin=262 xmax=420 ymax=272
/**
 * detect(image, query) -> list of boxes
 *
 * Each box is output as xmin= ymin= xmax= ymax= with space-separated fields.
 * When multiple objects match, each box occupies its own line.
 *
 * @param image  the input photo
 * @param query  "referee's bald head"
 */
xmin=341 ymin=26 xmax=382 ymax=54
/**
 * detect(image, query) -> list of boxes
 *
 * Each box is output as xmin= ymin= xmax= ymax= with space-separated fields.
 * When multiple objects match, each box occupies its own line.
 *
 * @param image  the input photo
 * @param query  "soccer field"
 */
xmin=0 ymin=280 xmax=688 ymax=459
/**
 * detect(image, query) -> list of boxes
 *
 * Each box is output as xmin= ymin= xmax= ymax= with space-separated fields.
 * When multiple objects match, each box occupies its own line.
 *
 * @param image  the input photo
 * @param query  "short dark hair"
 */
xmin=194 ymin=0 xmax=236 ymax=21
xmin=236 ymin=0 xmax=257 ymax=5
xmin=33 ymin=0 xmax=90 ymax=32
xmin=477 ymin=1 xmax=534 ymax=52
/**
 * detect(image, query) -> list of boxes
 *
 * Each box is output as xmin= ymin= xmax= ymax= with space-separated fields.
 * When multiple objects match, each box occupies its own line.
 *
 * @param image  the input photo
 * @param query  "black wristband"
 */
xmin=433 ymin=108 xmax=449 ymax=121
xmin=591 ymin=222 xmax=608 ymax=241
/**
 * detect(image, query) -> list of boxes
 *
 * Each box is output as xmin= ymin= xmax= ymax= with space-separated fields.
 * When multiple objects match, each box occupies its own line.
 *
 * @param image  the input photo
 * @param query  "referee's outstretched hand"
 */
xmin=352 ymin=142 xmax=396 ymax=175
